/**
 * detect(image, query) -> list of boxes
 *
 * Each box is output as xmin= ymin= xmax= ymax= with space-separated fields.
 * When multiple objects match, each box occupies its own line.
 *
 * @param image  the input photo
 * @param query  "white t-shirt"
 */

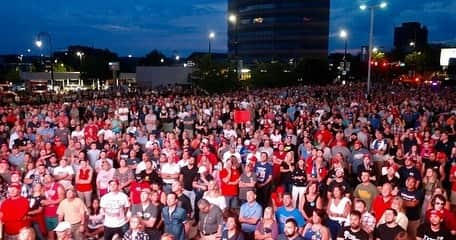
xmin=100 ymin=191 xmax=130 ymax=227
xmin=160 ymin=162 xmax=180 ymax=184
xmin=203 ymin=193 xmax=226 ymax=211
xmin=53 ymin=165 xmax=74 ymax=189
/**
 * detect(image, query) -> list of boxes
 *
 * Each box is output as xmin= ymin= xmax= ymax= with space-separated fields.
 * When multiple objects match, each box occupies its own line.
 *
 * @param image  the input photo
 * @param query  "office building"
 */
xmin=228 ymin=0 xmax=330 ymax=63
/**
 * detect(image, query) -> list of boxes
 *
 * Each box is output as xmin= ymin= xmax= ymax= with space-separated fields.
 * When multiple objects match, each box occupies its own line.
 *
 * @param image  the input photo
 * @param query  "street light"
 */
xmin=76 ymin=51 xmax=84 ymax=69
xmin=208 ymin=31 xmax=215 ymax=55
xmin=35 ymin=32 xmax=54 ymax=90
xmin=339 ymin=29 xmax=348 ymax=80
xmin=360 ymin=2 xmax=387 ymax=95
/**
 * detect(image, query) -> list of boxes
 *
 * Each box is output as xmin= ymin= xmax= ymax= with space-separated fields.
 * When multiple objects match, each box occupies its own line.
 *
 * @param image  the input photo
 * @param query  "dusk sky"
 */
xmin=1 ymin=0 xmax=455 ymax=57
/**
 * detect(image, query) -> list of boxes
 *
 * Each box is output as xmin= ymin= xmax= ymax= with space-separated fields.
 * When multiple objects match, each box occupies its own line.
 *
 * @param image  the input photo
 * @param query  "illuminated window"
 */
xmin=253 ymin=17 xmax=263 ymax=24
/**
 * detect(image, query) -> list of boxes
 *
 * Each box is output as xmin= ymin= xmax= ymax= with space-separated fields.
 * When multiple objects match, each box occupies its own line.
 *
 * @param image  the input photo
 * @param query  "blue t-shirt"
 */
xmin=254 ymin=162 xmax=273 ymax=184
xmin=275 ymin=206 xmax=306 ymax=234
xmin=240 ymin=201 xmax=263 ymax=233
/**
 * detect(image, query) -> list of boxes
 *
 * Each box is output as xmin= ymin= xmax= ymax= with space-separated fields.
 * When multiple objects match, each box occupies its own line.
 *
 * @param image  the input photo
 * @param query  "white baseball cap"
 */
xmin=54 ymin=221 xmax=71 ymax=232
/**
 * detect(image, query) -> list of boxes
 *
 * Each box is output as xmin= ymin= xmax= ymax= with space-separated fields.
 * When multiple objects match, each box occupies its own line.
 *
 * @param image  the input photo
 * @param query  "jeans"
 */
xmin=327 ymin=218 xmax=342 ymax=240
xmin=224 ymin=196 xmax=239 ymax=209
xmin=183 ymin=189 xmax=196 ymax=217
xmin=31 ymin=221 xmax=45 ymax=240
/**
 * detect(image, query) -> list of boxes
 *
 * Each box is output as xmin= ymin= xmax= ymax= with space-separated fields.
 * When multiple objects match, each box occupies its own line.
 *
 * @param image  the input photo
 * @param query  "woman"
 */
xmin=255 ymin=206 xmax=278 ymax=240
xmin=222 ymin=212 xmax=245 ymax=240
xmin=421 ymin=168 xmax=441 ymax=216
xmin=75 ymin=158 xmax=93 ymax=207
xmin=302 ymin=209 xmax=330 ymax=240
xmin=280 ymin=151 xmax=294 ymax=193
xmin=86 ymin=198 xmax=104 ymax=240
xmin=291 ymin=158 xmax=308 ymax=208
xmin=326 ymin=184 xmax=351 ymax=240
xmin=27 ymin=183 xmax=46 ymax=240
xmin=377 ymin=196 xmax=408 ymax=230
xmin=300 ymin=181 xmax=323 ymax=223
xmin=122 ymin=216 xmax=149 ymax=240
xmin=113 ymin=158 xmax=134 ymax=194
xmin=202 ymin=180 xmax=226 ymax=211
xmin=96 ymin=161 xmax=115 ymax=197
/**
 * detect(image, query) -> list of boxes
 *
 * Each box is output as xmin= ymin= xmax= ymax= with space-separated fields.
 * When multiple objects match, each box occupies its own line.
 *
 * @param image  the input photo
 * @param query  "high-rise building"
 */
xmin=394 ymin=22 xmax=428 ymax=51
xmin=228 ymin=0 xmax=330 ymax=63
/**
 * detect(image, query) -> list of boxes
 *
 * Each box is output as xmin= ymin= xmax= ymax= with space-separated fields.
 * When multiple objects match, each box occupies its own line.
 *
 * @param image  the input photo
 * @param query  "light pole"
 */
xmin=229 ymin=13 xmax=241 ymax=81
xmin=339 ymin=29 xmax=348 ymax=80
xmin=35 ymin=32 xmax=54 ymax=91
xmin=360 ymin=2 xmax=387 ymax=96
xmin=76 ymin=51 xmax=84 ymax=66
xmin=208 ymin=31 xmax=215 ymax=55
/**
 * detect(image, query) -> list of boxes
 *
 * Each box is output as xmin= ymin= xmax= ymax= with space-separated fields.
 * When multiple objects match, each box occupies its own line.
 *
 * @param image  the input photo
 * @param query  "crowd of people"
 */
xmin=0 ymin=83 xmax=455 ymax=240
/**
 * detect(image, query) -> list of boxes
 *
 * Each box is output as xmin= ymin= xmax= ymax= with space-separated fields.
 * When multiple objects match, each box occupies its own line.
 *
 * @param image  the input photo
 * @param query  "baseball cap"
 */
xmin=429 ymin=209 xmax=444 ymax=219
xmin=53 ymin=221 xmax=71 ymax=232
xmin=9 ymin=183 xmax=21 ymax=191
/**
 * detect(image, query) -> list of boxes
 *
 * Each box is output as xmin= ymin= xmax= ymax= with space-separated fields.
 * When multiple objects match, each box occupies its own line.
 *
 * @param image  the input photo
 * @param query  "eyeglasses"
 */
xmin=435 ymin=202 xmax=444 ymax=205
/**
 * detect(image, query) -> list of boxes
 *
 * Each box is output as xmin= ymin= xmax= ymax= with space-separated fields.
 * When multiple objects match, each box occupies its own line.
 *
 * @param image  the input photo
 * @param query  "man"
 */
xmin=53 ymin=158 xmax=75 ymax=190
xmin=352 ymin=199 xmax=375 ymax=236
xmin=130 ymin=188 xmax=159 ymax=239
xmin=278 ymin=218 xmax=304 ymax=240
xmin=336 ymin=210 xmax=369 ymax=240
xmin=42 ymin=174 xmax=65 ymax=240
xmin=399 ymin=175 xmax=424 ymax=239
xmin=374 ymin=208 xmax=404 ymax=240
xmin=0 ymin=183 xmax=30 ymax=239
xmin=275 ymin=192 xmax=306 ymax=234
xmin=56 ymin=188 xmax=87 ymax=240
xmin=219 ymin=158 xmax=241 ymax=210
xmin=353 ymin=170 xmax=378 ymax=211
xmin=371 ymin=183 xmax=393 ymax=222
xmin=348 ymin=140 xmax=370 ymax=180
xmin=197 ymin=199 xmax=223 ymax=240
xmin=171 ymin=181 xmax=192 ymax=236
xmin=397 ymin=157 xmax=421 ymax=188
xmin=417 ymin=209 xmax=452 ymax=240
xmin=239 ymin=190 xmax=263 ymax=239
xmin=254 ymin=152 xmax=273 ymax=208
xmin=100 ymin=179 xmax=130 ymax=240
xmin=179 ymin=156 xmax=198 ymax=215
xmin=162 ymin=192 xmax=187 ymax=240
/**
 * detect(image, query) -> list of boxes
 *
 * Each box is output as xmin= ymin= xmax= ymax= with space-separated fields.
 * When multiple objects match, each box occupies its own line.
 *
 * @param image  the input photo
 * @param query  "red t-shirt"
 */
xmin=371 ymin=195 xmax=393 ymax=222
xmin=198 ymin=152 xmax=218 ymax=166
xmin=219 ymin=168 xmax=240 ymax=197
xmin=0 ymin=197 xmax=30 ymax=235
xmin=129 ymin=181 xmax=150 ymax=204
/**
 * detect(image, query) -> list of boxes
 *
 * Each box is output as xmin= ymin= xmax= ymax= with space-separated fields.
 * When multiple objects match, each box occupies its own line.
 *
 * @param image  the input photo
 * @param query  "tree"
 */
xmin=191 ymin=55 xmax=239 ymax=93
xmin=141 ymin=50 xmax=166 ymax=66
xmin=3 ymin=68 xmax=20 ymax=83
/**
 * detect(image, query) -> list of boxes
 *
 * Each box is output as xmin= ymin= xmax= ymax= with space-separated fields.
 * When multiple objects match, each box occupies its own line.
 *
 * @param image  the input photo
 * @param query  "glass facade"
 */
xmin=228 ymin=0 xmax=329 ymax=63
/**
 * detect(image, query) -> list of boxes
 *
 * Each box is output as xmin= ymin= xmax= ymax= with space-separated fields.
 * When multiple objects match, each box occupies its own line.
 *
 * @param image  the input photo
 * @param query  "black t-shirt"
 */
xmin=337 ymin=226 xmax=369 ymax=240
xmin=374 ymin=224 xmax=404 ymax=240
xmin=180 ymin=165 xmax=198 ymax=191
xmin=417 ymin=223 xmax=452 ymax=240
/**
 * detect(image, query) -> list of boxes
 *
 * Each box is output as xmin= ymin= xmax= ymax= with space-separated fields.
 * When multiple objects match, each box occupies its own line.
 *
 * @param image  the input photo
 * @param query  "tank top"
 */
xmin=44 ymin=183 xmax=60 ymax=217
xmin=303 ymin=226 xmax=322 ymax=240
xmin=328 ymin=197 xmax=350 ymax=222
xmin=76 ymin=168 xmax=92 ymax=192
xmin=303 ymin=194 xmax=319 ymax=218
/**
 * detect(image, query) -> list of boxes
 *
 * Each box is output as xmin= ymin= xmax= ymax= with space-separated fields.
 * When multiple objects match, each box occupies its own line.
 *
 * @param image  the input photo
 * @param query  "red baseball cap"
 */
xmin=429 ymin=209 xmax=444 ymax=219
xmin=248 ymin=144 xmax=256 ymax=151
xmin=9 ymin=183 xmax=21 ymax=191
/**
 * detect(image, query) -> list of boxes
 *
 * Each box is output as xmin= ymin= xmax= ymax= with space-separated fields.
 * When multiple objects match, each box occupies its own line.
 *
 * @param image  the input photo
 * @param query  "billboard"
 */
xmin=440 ymin=48 xmax=456 ymax=66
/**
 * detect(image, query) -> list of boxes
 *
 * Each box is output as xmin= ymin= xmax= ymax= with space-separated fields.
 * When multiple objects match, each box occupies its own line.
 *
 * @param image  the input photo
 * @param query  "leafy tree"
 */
xmin=141 ymin=50 xmax=166 ymax=66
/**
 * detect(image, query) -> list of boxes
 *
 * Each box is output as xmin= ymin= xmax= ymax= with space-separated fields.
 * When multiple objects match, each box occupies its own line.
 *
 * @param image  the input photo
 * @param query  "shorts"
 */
xmin=451 ymin=190 xmax=456 ymax=205
xmin=45 ymin=216 xmax=58 ymax=231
